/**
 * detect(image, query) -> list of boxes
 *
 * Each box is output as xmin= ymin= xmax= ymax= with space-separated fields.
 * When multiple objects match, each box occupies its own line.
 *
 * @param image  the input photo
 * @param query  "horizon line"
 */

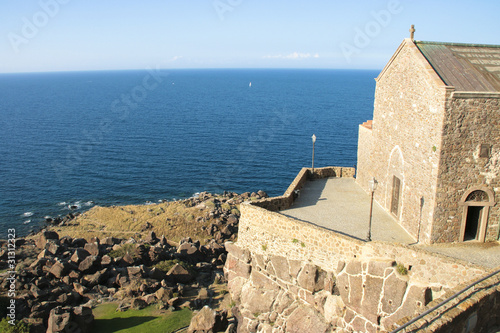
xmin=0 ymin=67 xmax=382 ymax=75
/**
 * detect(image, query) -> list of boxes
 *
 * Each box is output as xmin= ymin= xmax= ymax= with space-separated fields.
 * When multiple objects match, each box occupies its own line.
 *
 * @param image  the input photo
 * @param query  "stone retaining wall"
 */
xmin=226 ymin=168 xmax=491 ymax=332
xmin=238 ymin=202 xmax=487 ymax=288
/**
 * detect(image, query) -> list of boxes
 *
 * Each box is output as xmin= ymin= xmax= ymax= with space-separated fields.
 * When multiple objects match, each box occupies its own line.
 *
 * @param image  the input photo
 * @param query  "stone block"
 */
xmin=252 ymin=253 xmax=266 ymax=270
xmin=241 ymin=284 xmax=277 ymax=314
xmin=337 ymin=273 xmax=349 ymax=304
xmin=345 ymin=261 xmax=362 ymax=275
xmin=225 ymin=242 xmax=251 ymax=263
xmin=285 ymin=305 xmax=329 ymax=333
xmin=250 ymin=269 xmax=279 ymax=292
xmin=336 ymin=261 xmax=346 ymax=274
xmin=271 ymin=256 xmax=291 ymax=282
xmin=381 ymin=285 xmax=432 ymax=329
xmin=297 ymin=263 xmax=317 ymax=293
xmin=288 ymin=259 xmax=303 ymax=278
xmin=324 ymin=271 xmax=336 ymax=294
xmin=225 ymin=254 xmax=251 ymax=279
xmin=360 ymin=275 xmax=384 ymax=323
xmin=323 ymin=295 xmax=345 ymax=323
xmin=273 ymin=291 xmax=294 ymax=314
xmin=367 ymin=259 xmax=394 ymax=277
xmin=351 ymin=316 xmax=367 ymax=332
xmin=348 ymin=275 xmax=363 ymax=311
xmin=381 ymin=272 xmax=408 ymax=314
xmin=227 ymin=276 xmax=246 ymax=302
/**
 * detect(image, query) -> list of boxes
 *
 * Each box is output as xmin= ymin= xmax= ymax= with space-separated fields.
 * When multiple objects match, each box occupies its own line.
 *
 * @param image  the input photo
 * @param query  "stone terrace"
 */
xmin=281 ymin=177 xmax=415 ymax=244
xmin=255 ymin=166 xmax=500 ymax=269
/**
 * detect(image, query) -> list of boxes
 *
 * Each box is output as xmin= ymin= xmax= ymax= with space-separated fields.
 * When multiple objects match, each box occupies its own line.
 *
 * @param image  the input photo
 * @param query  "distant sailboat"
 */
xmin=249 ymin=82 xmax=252 ymax=87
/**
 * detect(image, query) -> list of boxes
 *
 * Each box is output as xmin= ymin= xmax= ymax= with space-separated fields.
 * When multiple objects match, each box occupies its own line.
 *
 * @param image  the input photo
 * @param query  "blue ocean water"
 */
xmin=0 ymin=69 xmax=377 ymax=237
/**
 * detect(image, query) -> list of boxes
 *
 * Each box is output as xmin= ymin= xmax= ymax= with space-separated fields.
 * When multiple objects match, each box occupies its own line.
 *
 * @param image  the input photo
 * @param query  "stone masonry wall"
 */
xmin=433 ymin=93 xmax=500 ymax=242
xmin=253 ymin=167 xmax=355 ymax=212
xmin=226 ymin=200 xmax=488 ymax=332
xmin=357 ymin=39 xmax=450 ymax=244
xmin=356 ymin=123 xmax=373 ymax=195
xmin=398 ymin=270 xmax=500 ymax=333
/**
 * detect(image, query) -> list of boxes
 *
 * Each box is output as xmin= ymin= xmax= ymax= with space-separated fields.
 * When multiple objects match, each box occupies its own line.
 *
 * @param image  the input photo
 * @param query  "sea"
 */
xmin=0 ymin=69 xmax=378 ymax=238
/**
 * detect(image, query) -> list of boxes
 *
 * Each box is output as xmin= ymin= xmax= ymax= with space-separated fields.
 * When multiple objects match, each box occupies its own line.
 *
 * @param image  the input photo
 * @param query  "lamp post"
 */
xmin=366 ymin=177 xmax=378 ymax=241
xmin=311 ymin=134 xmax=316 ymax=175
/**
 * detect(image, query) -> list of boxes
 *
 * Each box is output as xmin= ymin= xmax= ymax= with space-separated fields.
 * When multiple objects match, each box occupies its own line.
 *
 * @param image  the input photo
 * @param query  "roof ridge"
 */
xmin=415 ymin=40 xmax=500 ymax=48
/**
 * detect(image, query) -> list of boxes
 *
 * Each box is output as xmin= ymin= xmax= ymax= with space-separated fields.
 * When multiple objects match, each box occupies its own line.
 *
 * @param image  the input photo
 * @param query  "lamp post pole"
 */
xmin=312 ymin=134 xmax=316 ymax=175
xmin=367 ymin=177 xmax=378 ymax=242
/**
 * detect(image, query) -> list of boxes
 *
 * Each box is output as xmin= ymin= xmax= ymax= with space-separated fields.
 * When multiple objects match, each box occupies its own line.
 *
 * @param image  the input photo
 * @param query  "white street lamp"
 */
xmin=367 ymin=177 xmax=378 ymax=241
xmin=311 ymin=134 xmax=316 ymax=175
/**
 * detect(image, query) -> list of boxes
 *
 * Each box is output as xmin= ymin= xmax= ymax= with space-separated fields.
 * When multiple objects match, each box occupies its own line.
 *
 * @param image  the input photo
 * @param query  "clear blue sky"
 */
xmin=1 ymin=0 xmax=499 ymax=73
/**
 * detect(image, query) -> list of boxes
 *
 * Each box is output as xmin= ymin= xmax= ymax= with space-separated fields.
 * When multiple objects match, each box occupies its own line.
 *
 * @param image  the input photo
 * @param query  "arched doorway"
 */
xmin=459 ymin=187 xmax=495 ymax=242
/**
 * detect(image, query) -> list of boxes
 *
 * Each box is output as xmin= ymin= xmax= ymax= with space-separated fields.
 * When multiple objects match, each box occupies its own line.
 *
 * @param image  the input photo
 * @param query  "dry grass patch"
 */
xmin=49 ymin=200 xmax=216 ymax=243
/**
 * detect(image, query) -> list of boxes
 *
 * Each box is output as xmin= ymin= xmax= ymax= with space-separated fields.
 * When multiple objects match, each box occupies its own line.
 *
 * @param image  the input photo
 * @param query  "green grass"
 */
xmin=153 ymin=259 xmax=195 ymax=275
xmin=108 ymin=243 xmax=138 ymax=259
xmin=0 ymin=318 xmax=30 ymax=333
xmin=396 ymin=263 xmax=408 ymax=275
xmin=92 ymin=303 xmax=192 ymax=333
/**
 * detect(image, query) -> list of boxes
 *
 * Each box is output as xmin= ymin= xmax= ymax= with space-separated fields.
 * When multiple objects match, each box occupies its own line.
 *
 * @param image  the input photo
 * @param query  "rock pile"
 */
xmin=0 ymin=191 xmax=268 ymax=332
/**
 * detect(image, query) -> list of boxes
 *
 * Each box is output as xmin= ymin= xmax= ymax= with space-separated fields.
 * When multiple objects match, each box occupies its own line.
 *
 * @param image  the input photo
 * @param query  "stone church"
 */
xmin=356 ymin=34 xmax=500 ymax=244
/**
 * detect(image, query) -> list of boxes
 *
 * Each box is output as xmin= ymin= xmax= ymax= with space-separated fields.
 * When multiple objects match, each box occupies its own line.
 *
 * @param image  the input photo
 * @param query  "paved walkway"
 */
xmin=280 ymin=177 xmax=500 ymax=269
xmin=418 ymin=242 xmax=500 ymax=269
xmin=281 ymin=178 xmax=415 ymax=243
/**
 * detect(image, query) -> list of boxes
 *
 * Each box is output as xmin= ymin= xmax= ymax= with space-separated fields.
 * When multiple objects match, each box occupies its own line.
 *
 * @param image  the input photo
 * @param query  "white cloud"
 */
xmin=263 ymin=52 xmax=320 ymax=59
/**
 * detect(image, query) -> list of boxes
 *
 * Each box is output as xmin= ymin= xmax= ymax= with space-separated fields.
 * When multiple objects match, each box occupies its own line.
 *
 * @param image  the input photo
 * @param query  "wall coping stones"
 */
xmin=451 ymin=91 xmax=500 ymax=99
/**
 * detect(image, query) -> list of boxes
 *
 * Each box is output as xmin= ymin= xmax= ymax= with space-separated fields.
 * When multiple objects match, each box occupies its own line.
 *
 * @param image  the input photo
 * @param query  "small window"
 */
xmin=391 ymin=176 xmax=401 ymax=216
xmin=479 ymin=144 xmax=490 ymax=158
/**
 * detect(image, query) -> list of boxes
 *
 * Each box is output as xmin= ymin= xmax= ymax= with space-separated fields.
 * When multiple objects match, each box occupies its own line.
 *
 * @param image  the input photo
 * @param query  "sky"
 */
xmin=1 ymin=0 xmax=499 ymax=73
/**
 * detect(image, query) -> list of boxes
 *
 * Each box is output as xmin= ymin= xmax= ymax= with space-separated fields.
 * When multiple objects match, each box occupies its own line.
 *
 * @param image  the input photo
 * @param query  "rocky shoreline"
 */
xmin=0 ymin=190 xmax=268 ymax=333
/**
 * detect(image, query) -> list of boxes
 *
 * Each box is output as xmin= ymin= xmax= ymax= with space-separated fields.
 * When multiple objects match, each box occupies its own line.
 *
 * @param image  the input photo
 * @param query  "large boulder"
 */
xmin=82 ymin=268 xmax=109 ymax=287
xmin=46 ymin=306 xmax=93 ymax=333
xmin=148 ymin=267 xmax=167 ymax=281
xmin=187 ymin=306 xmax=228 ymax=333
xmin=49 ymin=261 xmax=71 ymax=279
xmin=70 ymin=249 xmax=91 ymax=264
xmin=177 ymin=242 xmax=204 ymax=262
xmin=167 ymin=264 xmax=193 ymax=284
xmin=78 ymin=256 xmax=101 ymax=274
xmin=84 ymin=242 xmax=101 ymax=256
xmin=36 ymin=231 xmax=59 ymax=249
xmin=155 ymin=287 xmax=174 ymax=302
